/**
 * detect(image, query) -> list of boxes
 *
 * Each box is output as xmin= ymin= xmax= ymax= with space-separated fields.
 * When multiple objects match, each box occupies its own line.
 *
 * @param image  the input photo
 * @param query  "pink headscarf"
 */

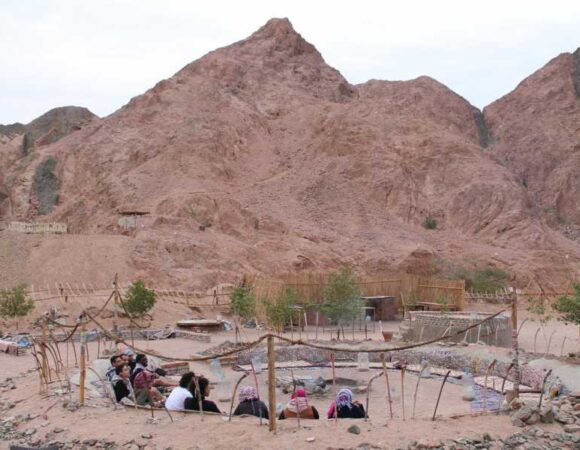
xmin=286 ymin=388 xmax=309 ymax=413
xmin=239 ymin=385 xmax=258 ymax=402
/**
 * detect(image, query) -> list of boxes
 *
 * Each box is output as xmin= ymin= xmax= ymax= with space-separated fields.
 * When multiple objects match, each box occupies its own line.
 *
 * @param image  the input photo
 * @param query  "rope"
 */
xmin=81 ymin=307 xmax=509 ymax=362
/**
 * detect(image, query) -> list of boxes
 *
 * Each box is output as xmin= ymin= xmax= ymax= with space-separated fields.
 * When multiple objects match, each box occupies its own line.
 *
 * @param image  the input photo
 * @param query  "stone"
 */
xmin=509 ymin=398 xmax=524 ymax=410
xmin=141 ymin=433 xmax=152 ymax=439
xmin=574 ymin=404 xmax=580 ymax=411
xmin=569 ymin=390 xmax=580 ymax=399
xmin=347 ymin=425 xmax=361 ymax=435
xmin=462 ymin=392 xmax=475 ymax=401
xmin=306 ymin=437 xmax=315 ymax=442
xmin=511 ymin=418 xmax=525 ymax=428
xmin=540 ymin=404 xmax=554 ymax=424
xmin=23 ymin=428 xmax=36 ymax=436
xmin=40 ymin=420 xmax=50 ymax=427
xmin=555 ymin=411 xmax=575 ymax=424
xmin=83 ymin=438 xmax=98 ymax=446
xmin=563 ymin=424 xmax=580 ymax=433
xmin=53 ymin=427 xmax=66 ymax=433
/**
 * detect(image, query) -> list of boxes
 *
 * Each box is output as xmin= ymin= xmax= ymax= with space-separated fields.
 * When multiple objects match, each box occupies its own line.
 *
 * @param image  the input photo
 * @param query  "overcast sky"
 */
xmin=1 ymin=0 xmax=580 ymax=124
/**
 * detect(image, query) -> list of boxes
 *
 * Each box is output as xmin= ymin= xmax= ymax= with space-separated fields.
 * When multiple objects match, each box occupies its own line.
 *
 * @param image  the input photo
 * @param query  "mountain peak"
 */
xmin=242 ymin=17 xmax=317 ymax=57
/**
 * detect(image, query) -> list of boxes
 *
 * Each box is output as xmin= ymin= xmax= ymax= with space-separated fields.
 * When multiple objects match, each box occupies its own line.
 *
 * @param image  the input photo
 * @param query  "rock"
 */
xmin=555 ymin=411 xmax=575 ymax=424
xmin=53 ymin=427 xmax=66 ymax=433
xmin=569 ymin=390 xmax=580 ymax=399
xmin=306 ymin=437 xmax=315 ymax=442
xmin=82 ymin=438 xmax=98 ymax=446
xmin=540 ymin=403 xmax=554 ymax=423
xmin=482 ymin=432 xmax=492 ymax=441
xmin=40 ymin=420 xmax=50 ymax=427
xmin=347 ymin=425 xmax=361 ymax=435
xmin=141 ymin=433 xmax=152 ymax=439
xmin=563 ymin=424 xmax=580 ymax=433
xmin=574 ymin=404 xmax=580 ymax=411
xmin=462 ymin=392 xmax=475 ymax=401
xmin=513 ymin=406 xmax=535 ymax=422
xmin=509 ymin=398 xmax=524 ymax=410
xmin=560 ymin=403 xmax=573 ymax=413
xmin=511 ymin=418 xmax=526 ymax=428
xmin=23 ymin=428 xmax=36 ymax=436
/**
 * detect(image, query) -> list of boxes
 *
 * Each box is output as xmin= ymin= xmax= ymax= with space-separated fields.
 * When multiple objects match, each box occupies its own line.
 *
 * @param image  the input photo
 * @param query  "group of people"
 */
xmin=105 ymin=349 xmax=365 ymax=420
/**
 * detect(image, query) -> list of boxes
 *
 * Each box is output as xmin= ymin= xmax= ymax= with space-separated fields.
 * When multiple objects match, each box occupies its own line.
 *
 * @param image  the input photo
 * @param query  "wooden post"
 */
xmin=401 ymin=365 xmax=406 ymax=420
xmin=79 ymin=320 xmax=87 ymax=406
xmin=267 ymin=335 xmax=276 ymax=433
xmin=315 ymin=311 xmax=319 ymax=340
xmin=511 ymin=295 xmax=520 ymax=398
xmin=41 ymin=321 xmax=50 ymax=382
xmin=380 ymin=353 xmax=393 ymax=419
xmin=113 ymin=274 xmax=119 ymax=335
xmin=432 ymin=370 xmax=451 ymax=421
xmin=331 ymin=353 xmax=338 ymax=423
xmin=250 ymin=360 xmax=263 ymax=426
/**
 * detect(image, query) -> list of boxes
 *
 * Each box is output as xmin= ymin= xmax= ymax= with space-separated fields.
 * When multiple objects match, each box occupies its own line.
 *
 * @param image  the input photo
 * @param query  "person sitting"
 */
xmin=233 ymin=386 xmax=269 ymax=419
xmin=184 ymin=376 xmax=221 ymax=413
xmin=165 ymin=372 xmax=195 ymax=411
xmin=279 ymin=389 xmax=319 ymax=419
xmin=133 ymin=366 xmax=164 ymax=407
xmin=111 ymin=363 xmax=135 ymax=403
xmin=106 ymin=355 xmax=124 ymax=381
xmin=327 ymin=388 xmax=366 ymax=419
xmin=130 ymin=354 xmax=176 ymax=389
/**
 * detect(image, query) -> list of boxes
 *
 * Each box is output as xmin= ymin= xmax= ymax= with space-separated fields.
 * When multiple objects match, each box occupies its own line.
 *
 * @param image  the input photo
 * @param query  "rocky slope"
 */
xmin=1 ymin=18 xmax=579 ymax=289
xmin=484 ymin=49 xmax=580 ymax=230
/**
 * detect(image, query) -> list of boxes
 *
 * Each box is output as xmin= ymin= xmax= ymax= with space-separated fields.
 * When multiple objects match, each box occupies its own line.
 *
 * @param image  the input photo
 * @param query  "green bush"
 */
xmin=123 ymin=280 xmax=156 ymax=318
xmin=471 ymin=267 xmax=510 ymax=293
xmin=423 ymin=217 xmax=437 ymax=230
xmin=320 ymin=267 xmax=362 ymax=326
xmin=553 ymin=284 xmax=580 ymax=327
xmin=265 ymin=288 xmax=297 ymax=333
xmin=0 ymin=284 xmax=35 ymax=319
xmin=230 ymin=284 xmax=256 ymax=321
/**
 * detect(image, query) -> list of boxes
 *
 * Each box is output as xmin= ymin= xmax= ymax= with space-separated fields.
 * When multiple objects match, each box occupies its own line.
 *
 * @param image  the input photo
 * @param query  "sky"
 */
xmin=1 ymin=0 xmax=580 ymax=124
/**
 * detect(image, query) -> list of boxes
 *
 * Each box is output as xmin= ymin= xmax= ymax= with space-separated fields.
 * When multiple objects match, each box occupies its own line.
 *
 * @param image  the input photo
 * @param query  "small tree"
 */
xmin=320 ymin=267 xmax=362 ymax=327
xmin=123 ymin=280 xmax=156 ymax=318
xmin=553 ymin=284 xmax=580 ymax=334
xmin=230 ymin=284 xmax=256 ymax=323
xmin=265 ymin=288 xmax=297 ymax=333
xmin=0 ymin=284 xmax=35 ymax=329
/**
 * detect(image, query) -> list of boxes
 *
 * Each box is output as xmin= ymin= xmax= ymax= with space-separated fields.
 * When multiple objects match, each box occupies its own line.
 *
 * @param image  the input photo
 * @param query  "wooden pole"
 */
xmin=511 ymin=295 xmax=520 ymax=399
xmin=229 ymin=372 xmax=249 ymax=421
xmin=249 ymin=360 xmax=263 ymax=426
xmin=412 ymin=365 xmax=426 ymax=418
xmin=483 ymin=359 xmax=497 ymax=412
xmin=79 ymin=320 xmax=87 ymax=406
xmin=432 ymin=370 xmax=451 ymax=421
xmin=267 ymin=335 xmax=277 ymax=433
xmin=290 ymin=368 xmax=301 ymax=429
xmin=331 ymin=353 xmax=338 ymax=423
xmin=315 ymin=311 xmax=319 ymax=340
xmin=380 ymin=353 xmax=393 ymax=419
xmin=41 ymin=321 xmax=50 ymax=382
xmin=401 ymin=365 xmax=406 ymax=420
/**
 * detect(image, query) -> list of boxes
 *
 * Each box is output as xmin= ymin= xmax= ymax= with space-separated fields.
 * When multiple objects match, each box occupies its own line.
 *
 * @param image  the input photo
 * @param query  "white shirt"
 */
xmin=165 ymin=386 xmax=193 ymax=411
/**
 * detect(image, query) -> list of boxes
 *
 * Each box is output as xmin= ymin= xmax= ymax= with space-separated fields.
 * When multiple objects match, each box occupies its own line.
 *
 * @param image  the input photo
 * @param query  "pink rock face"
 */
xmin=1 ymin=18 xmax=579 ymax=289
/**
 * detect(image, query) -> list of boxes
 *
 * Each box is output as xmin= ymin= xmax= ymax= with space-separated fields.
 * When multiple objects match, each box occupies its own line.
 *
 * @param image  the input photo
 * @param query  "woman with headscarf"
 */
xmin=327 ymin=388 xmax=366 ymax=419
xmin=279 ymin=389 xmax=319 ymax=420
xmin=233 ymin=386 xmax=269 ymax=419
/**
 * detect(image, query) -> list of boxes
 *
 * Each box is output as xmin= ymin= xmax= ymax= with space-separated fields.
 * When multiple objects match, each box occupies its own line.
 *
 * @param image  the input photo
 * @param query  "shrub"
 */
xmin=471 ymin=267 xmax=510 ymax=293
xmin=320 ymin=267 xmax=362 ymax=326
xmin=230 ymin=284 xmax=256 ymax=321
xmin=423 ymin=217 xmax=437 ymax=230
xmin=0 ymin=285 xmax=35 ymax=321
xmin=123 ymin=280 xmax=156 ymax=318
xmin=553 ymin=284 xmax=580 ymax=327
xmin=265 ymin=287 xmax=297 ymax=333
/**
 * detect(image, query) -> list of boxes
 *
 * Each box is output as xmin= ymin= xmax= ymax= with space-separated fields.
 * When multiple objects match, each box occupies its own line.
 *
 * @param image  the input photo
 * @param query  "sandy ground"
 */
xmin=0 ymin=336 xmax=525 ymax=450
xmin=1 ymin=303 xmax=578 ymax=449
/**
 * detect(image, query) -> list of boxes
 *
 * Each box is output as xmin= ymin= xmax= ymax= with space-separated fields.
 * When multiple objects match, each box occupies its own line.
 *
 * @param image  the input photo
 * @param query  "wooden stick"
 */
xmin=401 ymin=365 xmax=406 ymax=420
xmin=538 ymin=369 xmax=553 ymax=410
xmin=249 ymin=360 xmax=263 ymax=426
xmin=483 ymin=359 xmax=497 ymax=412
xmin=290 ymin=368 xmax=301 ymax=429
xmin=331 ymin=353 xmax=338 ymax=424
xmin=560 ymin=336 xmax=567 ymax=357
xmin=380 ymin=353 xmax=393 ymax=419
xmin=79 ymin=321 xmax=87 ymax=406
xmin=432 ymin=370 xmax=451 ymax=421
xmin=193 ymin=376 xmax=203 ymax=421
xmin=228 ymin=372 xmax=249 ymax=421
xmin=267 ymin=335 xmax=276 ymax=433
xmin=315 ymin=311 xmax=319 ymax=340
xmin=496 ymin=363 xmax=514 ymax=414
xmin=412 ymin=365 xmax=426 ymax=418
xmin=545 ymin=330 xmax=556 ymax=356
xmin=364 ymin=371 xmax=383 ymax=421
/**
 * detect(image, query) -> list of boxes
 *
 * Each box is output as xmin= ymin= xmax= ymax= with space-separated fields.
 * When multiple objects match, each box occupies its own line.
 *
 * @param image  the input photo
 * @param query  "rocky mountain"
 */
xmin=484 ymin=49 xmax=580 ymax=231
xmin=1 ymin=18 xmax=578 ymax=290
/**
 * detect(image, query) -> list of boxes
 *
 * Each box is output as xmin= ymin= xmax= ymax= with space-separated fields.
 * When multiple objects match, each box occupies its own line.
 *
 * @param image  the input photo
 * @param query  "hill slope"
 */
xmin=1 ymin=18 xmax=579 ymax=290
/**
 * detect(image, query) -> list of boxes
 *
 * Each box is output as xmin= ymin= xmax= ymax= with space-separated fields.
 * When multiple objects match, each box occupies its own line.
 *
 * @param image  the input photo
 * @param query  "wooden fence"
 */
xmin=8 ymin=221 xmax=68 ymax=234
xmin=252 ymin=272 xmax=465 ymax=320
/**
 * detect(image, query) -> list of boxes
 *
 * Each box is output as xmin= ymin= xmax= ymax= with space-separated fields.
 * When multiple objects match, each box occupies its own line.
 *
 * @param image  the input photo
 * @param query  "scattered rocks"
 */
xmin=347 ymin=424 xmax=361 ymax=435
xmin=563 ymin=423 xmax=580 ymax=433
